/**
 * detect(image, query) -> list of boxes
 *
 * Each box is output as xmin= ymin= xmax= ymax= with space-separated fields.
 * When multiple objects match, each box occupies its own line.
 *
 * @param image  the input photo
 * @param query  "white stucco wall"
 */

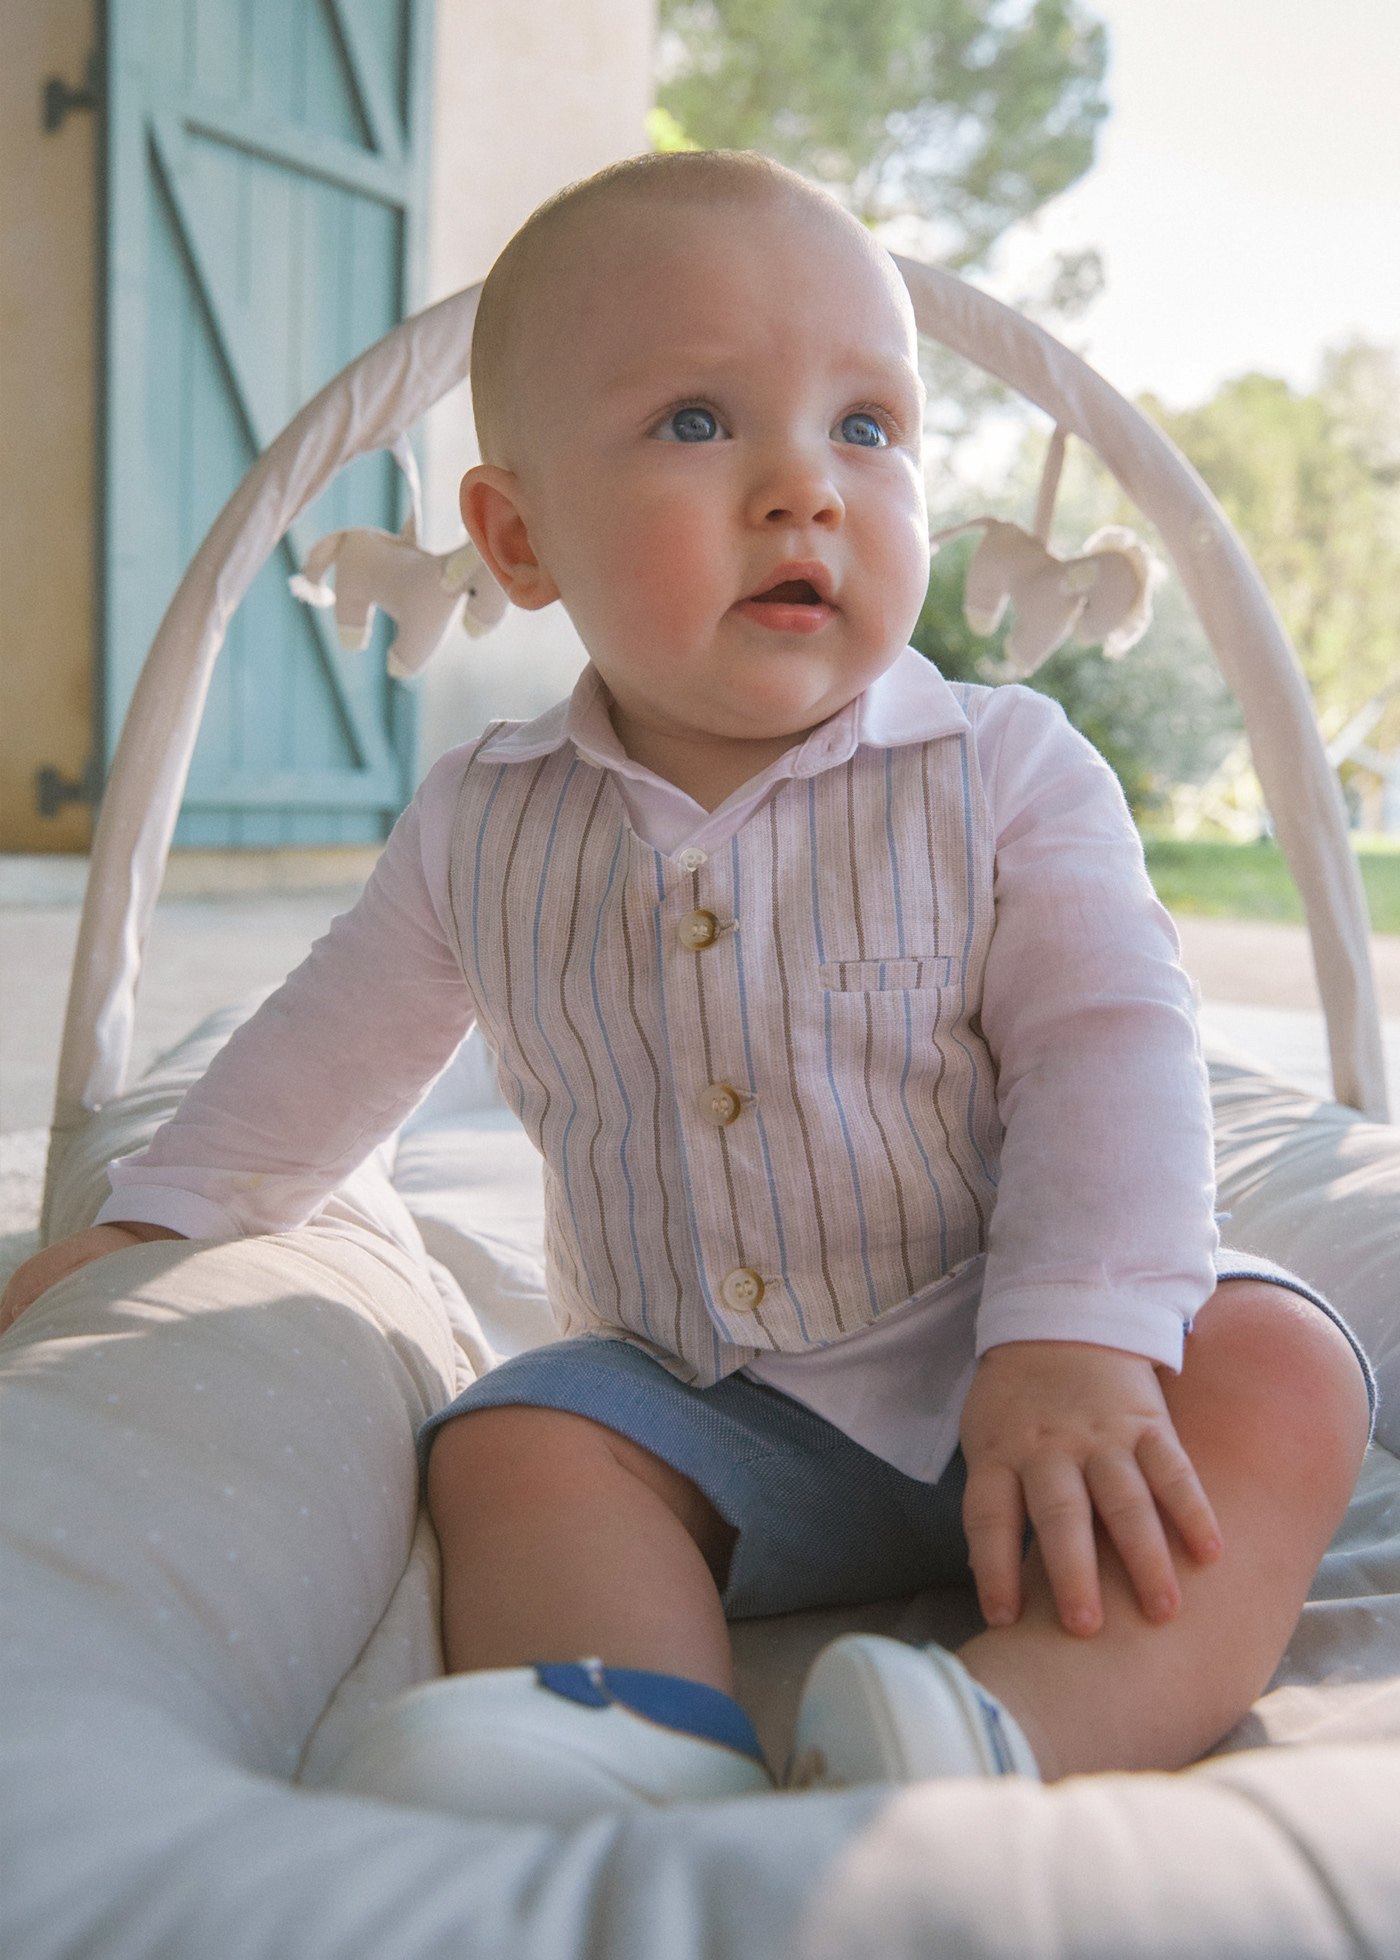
xmin=413 ymin=0 xmax=657 ymax=773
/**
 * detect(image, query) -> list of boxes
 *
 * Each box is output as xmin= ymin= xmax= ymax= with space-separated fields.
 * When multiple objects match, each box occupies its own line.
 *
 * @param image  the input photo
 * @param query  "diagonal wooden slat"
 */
xmin=179 ymin=98 xmax=408 ymax=207
xmin=326 ymin=0 xmax=407 ymax=168
xmin=148 ymin=112 xmax=396 ymax=779
xmin=148 ymin=117 xmax=266 ymax=453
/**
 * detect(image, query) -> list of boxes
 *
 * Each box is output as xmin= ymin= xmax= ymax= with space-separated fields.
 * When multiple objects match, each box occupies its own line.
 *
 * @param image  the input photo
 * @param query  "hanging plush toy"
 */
xmin=932 ymin=429 xmax=1160 ymax=676
xmin=289 ymin=436 xmax=507 ymax=678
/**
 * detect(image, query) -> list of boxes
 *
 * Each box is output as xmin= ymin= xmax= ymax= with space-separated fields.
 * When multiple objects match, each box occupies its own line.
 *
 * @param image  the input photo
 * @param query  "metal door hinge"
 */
xmin=43 ymin=50 xmax=101 ymax=133
xmin=35 ymin=758 xmax=101 ymax=817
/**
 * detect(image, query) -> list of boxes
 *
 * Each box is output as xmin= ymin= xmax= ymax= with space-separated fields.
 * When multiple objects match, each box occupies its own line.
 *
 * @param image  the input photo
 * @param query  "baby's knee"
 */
xmin=424 ymin=1402 xmax=733 ymax=1575
xmin=427 ymin=1403 xmax=609 ymax=1511
xmin=1190 ymin=1280 xmax=1371 ymax=1485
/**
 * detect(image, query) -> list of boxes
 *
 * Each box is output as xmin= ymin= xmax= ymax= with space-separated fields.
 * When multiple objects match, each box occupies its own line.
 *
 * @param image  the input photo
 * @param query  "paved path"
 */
xmin=1173 ymin=915 xmax=1400 ymax=1112
xmin=1 ymin=887 xmax=359 ymax=1133
xmin=1172 ymin=914 xmax=1400 ymax=1016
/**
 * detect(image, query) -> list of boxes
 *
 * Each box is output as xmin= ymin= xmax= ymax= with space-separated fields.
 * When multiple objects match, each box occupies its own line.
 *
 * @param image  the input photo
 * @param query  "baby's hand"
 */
xmin=959 ymin=1340 xmax=1222 ymax=1637
xmin=0 ymin=1223 xmax=185 ymax=1335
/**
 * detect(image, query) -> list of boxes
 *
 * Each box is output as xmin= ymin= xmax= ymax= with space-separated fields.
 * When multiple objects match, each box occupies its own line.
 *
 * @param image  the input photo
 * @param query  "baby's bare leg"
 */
xmin=426 ymin=1404 xmax=738 ymax=1692
xmin=958 ymin=1280 xmax=1371 ymax=1778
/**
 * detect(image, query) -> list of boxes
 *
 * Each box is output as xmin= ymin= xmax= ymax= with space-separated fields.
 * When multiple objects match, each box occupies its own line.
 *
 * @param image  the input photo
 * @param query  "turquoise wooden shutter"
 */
xmin=103 ymin=0 xmax=433 ymax=845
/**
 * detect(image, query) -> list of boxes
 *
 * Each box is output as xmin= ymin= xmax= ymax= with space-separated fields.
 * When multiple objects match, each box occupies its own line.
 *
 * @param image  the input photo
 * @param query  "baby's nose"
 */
xmin=746 ymin=450 xmax=844 ymax=529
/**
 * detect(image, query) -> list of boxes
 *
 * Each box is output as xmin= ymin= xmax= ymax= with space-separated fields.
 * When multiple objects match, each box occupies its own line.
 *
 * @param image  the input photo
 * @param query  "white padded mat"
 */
xmin=5 ymin=1015 xmax=1400 ymax=1958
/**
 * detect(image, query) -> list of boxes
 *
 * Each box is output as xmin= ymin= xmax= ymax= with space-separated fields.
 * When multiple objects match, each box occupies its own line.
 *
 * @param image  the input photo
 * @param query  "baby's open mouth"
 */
xmin=752 ymin=579 xmax=821 ymax=605
xmin=737 ymin=568 xmax=834 ymax=631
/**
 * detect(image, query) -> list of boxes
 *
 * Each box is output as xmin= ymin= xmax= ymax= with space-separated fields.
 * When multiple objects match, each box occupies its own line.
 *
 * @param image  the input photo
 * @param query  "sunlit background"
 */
xmin=988 ymin=0 xmax=1400 ymax=405
xmin=5 ymin=0 xmax=1400 ymax=1130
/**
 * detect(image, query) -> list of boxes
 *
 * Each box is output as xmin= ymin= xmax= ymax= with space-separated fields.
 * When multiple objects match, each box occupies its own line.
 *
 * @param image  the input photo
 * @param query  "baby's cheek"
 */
xmin=615 ymin=528 xmax=719 ymax=629
xmin=866 ymin=512 xmax=933 ymax=643
xmin=875 ymin=577 xmax=928 ymax=653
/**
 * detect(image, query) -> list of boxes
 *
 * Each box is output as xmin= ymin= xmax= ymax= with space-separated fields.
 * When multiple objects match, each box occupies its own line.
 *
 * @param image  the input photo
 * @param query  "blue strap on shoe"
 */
xmin=534 ymin=1662 xmax=765 ymax=1764
xmin=535 ymin=1661 xmax=612 ymax=1709
xmin=972 ymin=1685 xmax=1020 ymax=1775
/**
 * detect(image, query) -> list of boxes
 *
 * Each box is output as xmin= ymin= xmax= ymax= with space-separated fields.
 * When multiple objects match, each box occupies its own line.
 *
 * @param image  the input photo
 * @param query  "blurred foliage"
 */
xmin=645 ymin=105 xmax=701 ymax=151
xmin=655 ymin=0 xmax=1108 ymax=268
xmin=1144 ymin=341 xmax=1400 ymax=753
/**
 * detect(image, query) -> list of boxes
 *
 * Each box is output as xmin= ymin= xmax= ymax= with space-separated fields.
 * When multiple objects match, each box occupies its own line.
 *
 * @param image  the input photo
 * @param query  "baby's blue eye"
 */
xmin=839 ymin=412 xmax=888 ymax=448
xmin=659 ymin=406 xmax=723 ymax=443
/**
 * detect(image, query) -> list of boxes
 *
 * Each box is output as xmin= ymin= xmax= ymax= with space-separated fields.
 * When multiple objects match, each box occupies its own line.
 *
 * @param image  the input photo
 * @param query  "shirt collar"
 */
xmin=484 ymin=645 xmax=970 ymax=775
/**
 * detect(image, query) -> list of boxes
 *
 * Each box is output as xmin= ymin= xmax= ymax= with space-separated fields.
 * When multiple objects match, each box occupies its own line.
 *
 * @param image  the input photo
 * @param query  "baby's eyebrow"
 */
xmin=598 ymin=347 xmax=739 ymax=395
xmin=844 ymin=347 xmax=925 ymax=395
xmin=615 ymin=352 xmax=919 ymax=391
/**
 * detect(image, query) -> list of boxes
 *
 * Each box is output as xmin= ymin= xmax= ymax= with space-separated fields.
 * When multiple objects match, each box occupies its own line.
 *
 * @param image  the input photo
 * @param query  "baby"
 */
xmin=3 ymin=150 xmax=1373 ymax=1824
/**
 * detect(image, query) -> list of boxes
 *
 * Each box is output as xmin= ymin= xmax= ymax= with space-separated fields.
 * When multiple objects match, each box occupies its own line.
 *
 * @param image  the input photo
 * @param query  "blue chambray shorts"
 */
xmin=417 ymin=1249 xmax=1374 ymax=1623
xmin=419 ymin=1335 xmax=975 ymax=1619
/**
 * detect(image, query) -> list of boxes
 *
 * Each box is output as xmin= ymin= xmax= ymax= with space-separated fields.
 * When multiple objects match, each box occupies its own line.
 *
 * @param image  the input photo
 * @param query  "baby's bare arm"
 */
xmin=959 ymin=1339 xmax=1223 ymax=1637
xmin=0 ymin=1223 xmax=185 ymax=1334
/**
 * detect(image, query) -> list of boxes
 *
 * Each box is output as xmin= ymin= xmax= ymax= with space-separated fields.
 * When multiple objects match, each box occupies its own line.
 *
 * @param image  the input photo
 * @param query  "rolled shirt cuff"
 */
xmin=94 ymin=1180 xmax=244 ymax=1244
xmin=974 ymin=1285 xmax=1192 ymax=1373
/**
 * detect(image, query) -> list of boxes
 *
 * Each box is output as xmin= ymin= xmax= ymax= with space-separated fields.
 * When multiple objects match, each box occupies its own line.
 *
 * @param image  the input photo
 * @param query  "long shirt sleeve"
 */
xmin=96 ymin=752 xmax=477 ymax=1241
xmin=970 ymin=685 xmax=1217 ymax=1370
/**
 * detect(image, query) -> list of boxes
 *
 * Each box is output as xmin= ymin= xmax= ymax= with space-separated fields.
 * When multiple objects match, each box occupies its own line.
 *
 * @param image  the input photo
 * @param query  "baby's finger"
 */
xmin=962 ymin=1461 xmax=1027 ymax=1628
xmin=1022 ymin=1457 xmax=1102 ymax=1636
xmin=1084 ymin=1448 xmax=1180 ymax=1623
xmin=1137 ymin=1428 xmax=1223 ymax=1565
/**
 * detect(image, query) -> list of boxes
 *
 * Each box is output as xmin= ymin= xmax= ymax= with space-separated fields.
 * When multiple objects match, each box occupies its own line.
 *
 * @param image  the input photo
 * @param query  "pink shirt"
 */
xmin=100 ymin=651 xmax=1217 ymax=1479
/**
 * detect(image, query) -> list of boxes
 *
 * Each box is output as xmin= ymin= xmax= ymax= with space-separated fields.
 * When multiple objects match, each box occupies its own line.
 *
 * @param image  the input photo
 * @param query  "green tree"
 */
xmin=656 ymin=0 xmax=1108 ymax=267
xmin=1146 ymin=345 xmax=1400 ymax=745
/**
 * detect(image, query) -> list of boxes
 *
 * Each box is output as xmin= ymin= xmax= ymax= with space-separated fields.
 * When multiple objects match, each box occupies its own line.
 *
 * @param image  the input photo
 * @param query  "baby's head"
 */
xmin=469 ymin=150 xmax=904 ymax=468
xmin=462 ymin=151 xmax=931 ymax=789
xmin=468 ymin=153 xmax=898 ymax=466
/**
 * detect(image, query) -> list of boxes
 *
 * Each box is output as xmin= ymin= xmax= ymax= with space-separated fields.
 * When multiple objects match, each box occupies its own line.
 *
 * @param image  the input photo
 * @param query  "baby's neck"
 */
xmin=608 ymin=711 xmax=804 ymax=813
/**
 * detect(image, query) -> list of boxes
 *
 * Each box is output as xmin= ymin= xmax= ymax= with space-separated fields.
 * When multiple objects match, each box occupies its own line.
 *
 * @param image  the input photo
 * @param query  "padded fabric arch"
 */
xmin=47 ymin=259 xmax=1383 ymax=1225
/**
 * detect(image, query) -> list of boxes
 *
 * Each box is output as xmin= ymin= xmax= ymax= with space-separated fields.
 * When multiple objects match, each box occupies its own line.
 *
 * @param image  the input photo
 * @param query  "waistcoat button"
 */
xmin=698 ymin=1082 xmax=743 ymax=1127
xmin=719 ymin=1267 xmax=765 ymax=1313
xmin=678 ymin=908 xmax=721 ymax=950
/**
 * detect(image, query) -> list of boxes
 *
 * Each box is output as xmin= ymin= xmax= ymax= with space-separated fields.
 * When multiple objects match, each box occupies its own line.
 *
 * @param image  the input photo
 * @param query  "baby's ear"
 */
xmin=459 ymin=466 xmax=559 ymax=611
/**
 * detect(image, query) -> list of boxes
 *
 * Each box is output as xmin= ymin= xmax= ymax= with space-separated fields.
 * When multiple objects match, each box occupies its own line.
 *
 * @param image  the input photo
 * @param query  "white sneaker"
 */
xmin=787 ymin=1634 xmax=1040 ymax=1790
xmin=325 ymin=1661 xmax=773 ymax=1826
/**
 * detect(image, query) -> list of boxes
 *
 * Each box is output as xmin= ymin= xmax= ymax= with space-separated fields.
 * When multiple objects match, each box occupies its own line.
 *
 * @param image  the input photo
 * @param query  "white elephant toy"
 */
xmin=931 ymin=427 xmax=1160 ymax=677
xmin=289 ymin=436 xmax=506 ymax=678
xmin=290 ymin=516 xmax=506 ymax=679
xmin=933 ymin=516 xmax=1158 ymax=677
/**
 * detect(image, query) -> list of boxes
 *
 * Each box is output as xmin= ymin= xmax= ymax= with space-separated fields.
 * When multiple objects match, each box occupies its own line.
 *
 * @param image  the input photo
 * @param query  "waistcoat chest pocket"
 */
xmin=819 ymin=955 xmax=954 ymax=993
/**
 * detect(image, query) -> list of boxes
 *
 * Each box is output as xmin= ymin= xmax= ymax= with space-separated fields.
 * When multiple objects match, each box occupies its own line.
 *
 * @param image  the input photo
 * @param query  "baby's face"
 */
xmin=492 ymin=193 xmax=930 ymax=771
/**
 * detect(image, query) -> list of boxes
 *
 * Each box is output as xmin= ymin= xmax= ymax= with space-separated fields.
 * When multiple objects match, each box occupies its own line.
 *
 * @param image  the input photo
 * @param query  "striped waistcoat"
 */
xmin=446 ymin=726 xmax=1002 ymax=1385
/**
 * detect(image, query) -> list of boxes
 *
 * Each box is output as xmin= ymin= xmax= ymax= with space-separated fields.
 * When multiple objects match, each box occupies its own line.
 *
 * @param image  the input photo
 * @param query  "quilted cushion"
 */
xmin=3 ymin=1018 xmax=1400 ymax=1957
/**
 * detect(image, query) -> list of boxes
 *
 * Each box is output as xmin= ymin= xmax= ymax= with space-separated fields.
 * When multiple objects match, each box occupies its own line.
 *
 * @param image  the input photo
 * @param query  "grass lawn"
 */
xmin=1141 ymin=834 xmax=1400 ymax=935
